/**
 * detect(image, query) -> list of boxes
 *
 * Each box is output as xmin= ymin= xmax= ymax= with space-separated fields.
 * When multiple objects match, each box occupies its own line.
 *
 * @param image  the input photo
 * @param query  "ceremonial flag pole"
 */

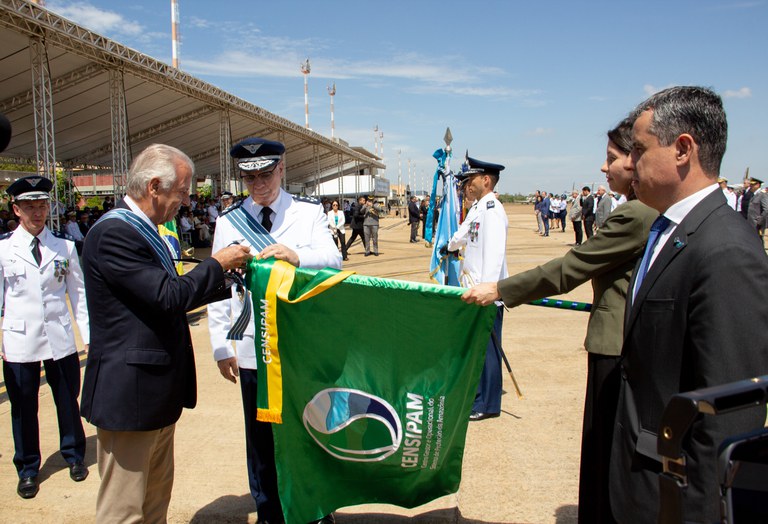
xmin=428 ymin=128 xmax=461 ymax=286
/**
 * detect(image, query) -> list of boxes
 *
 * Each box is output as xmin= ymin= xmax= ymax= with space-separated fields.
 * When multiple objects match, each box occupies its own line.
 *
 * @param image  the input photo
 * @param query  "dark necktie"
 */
xmin=31 ymin=236 xmax=42 ymax=266
xmin=633 ymin=215 xmax=671 ymax=300
xmin=261 ymin=207 xmax=273 ymax=232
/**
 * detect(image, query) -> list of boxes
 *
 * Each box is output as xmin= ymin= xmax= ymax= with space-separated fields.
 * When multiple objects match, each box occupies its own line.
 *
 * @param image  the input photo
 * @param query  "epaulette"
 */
xmin=52 ymin=230 xmax=74 ymax=241
xmin=292 ymin=195 xmax=320 ymax=205
xmin=0 ymin=231 xmax=12 ymax=240
xmin=220 ymin=199 xmax=244 ymax=216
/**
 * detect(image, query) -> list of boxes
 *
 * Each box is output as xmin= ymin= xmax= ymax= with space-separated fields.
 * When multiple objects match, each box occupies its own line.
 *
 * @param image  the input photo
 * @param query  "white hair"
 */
xmin=126 ymin=144 xmax=194 ymax=199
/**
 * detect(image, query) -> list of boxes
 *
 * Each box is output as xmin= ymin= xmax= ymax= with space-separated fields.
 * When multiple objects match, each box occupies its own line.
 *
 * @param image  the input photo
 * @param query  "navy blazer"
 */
xmin=610 ymin=188 xmax=768 ymax=523
xmin=80 ymin=201 xmax=228 ymax=431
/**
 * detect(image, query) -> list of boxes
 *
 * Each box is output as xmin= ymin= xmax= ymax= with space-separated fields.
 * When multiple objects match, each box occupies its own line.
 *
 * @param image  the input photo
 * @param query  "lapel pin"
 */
xmin=673 ymin=237 xmax=685 ymax=249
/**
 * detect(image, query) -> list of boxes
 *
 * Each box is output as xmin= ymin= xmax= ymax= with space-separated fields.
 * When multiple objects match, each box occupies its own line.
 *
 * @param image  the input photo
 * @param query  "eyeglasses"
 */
xmin=241 ymin=164 xmax=279 ymax=183
xmin=332 ymin=203 xmax=338 ymax=207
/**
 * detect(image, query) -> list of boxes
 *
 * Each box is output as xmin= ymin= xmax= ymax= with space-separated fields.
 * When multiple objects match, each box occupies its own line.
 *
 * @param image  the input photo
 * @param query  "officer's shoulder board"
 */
xmin=219 ymin=199 xmax=244 ymax=216
xmin=52 ymin=230 xmax=74 ymax=242
xmin=293 ymin=195 xmax=320 ymax=205
xmin=486 ymin=200 xmax=495 ymax=209
xmin=0 ymin=231 xmax=12 ymax=240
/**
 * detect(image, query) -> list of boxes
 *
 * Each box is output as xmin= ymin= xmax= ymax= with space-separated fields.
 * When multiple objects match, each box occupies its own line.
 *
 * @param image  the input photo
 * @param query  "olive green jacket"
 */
xmin=498 ymin=199 xmax=657 ymax=355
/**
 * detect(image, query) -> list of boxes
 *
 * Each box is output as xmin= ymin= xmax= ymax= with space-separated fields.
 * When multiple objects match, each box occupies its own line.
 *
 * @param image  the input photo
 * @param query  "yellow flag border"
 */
xmin=256 ymin=260 xmax=355 ymax=423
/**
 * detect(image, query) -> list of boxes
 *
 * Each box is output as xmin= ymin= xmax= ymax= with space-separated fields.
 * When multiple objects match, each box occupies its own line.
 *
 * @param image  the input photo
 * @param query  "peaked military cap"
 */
xmin=457 ymin=151 xmax=505 ymax=181
xmin=221 ymin=191 xmax=234 ymax=198
xmin=7 ymin=175 xmax=53 ymax=201
xmin=749 ymin=177 xmax=763 ymax=185
xmin=230 ymin=138 xmax=285 ymax=173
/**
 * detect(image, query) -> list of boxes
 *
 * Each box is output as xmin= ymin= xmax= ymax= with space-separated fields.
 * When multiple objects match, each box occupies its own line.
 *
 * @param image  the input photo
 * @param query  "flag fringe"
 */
xmin=257 ymin=409 xmax=283 ymax=424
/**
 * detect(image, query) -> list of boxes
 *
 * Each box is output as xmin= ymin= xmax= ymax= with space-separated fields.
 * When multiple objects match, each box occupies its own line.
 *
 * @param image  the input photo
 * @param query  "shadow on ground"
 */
xmin=189 ymin=493 xmax=256 ymax=523
xmin=37 ymin=433 xmax=98 ymax=484
xmin=555 ymin=504 xmax=578 ymax=523
xmin=190 ymin=502 xmax=514 ymax=524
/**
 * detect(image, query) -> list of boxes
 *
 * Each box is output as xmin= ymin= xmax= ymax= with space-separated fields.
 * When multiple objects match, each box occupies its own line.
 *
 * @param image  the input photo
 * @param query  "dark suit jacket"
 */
xmin=408 ymin=201 xmax=421 ymax=223
xmin=739 ymin=188 xmax=753 ymax=218
xmin=349 ymin=203 xmax=365 ymax=230
xmin=80 ymin=200 xmax=228 ymax=431
xmin=581 ymin=194 xmax=595 ymax=218
xmin=498 ymin=200 xmax=656 ymax=355
xmin=610 ymin=188 xmax=768 ymax=523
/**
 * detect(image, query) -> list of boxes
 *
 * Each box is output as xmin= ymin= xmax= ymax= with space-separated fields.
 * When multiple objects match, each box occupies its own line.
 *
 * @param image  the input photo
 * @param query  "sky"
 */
xmin=44 ymin=0 xmax=768 ymax=195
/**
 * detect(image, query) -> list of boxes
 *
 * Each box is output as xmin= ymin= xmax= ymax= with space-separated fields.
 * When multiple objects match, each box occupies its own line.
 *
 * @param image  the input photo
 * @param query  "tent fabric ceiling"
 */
xmin=0 ymin=0 xmax=384 ymax=189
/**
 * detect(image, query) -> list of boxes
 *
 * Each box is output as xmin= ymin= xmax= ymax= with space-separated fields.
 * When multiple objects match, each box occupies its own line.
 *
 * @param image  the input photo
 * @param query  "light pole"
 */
xmin=327 ymin=83 xmax=336 ymax=139
xmin=301 ymin=58 xmax=311 ymax=129
xmin=171 ymin=0 xmax=180 ymax=68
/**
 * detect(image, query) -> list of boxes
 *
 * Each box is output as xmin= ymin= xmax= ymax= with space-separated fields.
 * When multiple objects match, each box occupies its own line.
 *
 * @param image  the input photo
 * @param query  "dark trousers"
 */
xmin=3 ymin=352 xmax=86 ymax=478
xmin=345 ymin=228 xmax=364 ymax=251
xmin=543 ymin=214 xmax=550 ymax=236
xmin=572 ymin=220 xmax=583 ymax=245
xmin=578 ymin=353 xmax=621 ymax=524
xmin=333 ymin=231 xmax=348 ymax=259
xmin=583 ymin=216 xmax=595 ymax=239
xmin=239 ymin=368 xmax=283 ymax=521
xmin=410 ymin=221 xmax=419 ymax=241
xmin=473 ymin=306 xmax=504 ymax=414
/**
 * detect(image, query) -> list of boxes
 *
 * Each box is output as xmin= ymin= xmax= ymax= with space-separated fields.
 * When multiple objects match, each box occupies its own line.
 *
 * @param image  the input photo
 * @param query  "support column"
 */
xmin=313 ymin=144 xmax=320 ymax=197
xmin=109 ymin=68 xmax=129 ymax=198
xmin=29 ymin=36 xmax=59 ymax=230
xmin=219 ymin=110 xmax=232 ymax=193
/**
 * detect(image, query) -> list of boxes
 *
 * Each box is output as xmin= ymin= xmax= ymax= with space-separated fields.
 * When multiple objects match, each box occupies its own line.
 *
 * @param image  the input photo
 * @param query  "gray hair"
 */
xmin=630 ymin=86 xmax=727 ymax=176
xmin=126 ymin=144 xmax=194 ymax=199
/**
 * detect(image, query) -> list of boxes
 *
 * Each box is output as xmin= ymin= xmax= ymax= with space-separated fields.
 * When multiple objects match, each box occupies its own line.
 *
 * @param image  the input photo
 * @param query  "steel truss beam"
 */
xmin=75 ymin=106 xmax=215 ymax=164
xmin=219 ymin=110 xmax=232 ymax=193
xmin=29 ymin=35 xmax=59 ymax=230
xmin=109 ymin=68 xmax=128 ymax=197
xmin=0 ymin=62 xmax=104 ymax=114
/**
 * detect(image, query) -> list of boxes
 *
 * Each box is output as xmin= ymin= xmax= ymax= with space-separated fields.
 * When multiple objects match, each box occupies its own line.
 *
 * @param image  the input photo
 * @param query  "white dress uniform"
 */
xmin=448 ymin=191 xmax=509 ymax=288
xmin=207 ymin=188 xmax=342 ymax=370
xmin=0 ymin=226 xmax=89 ymax=362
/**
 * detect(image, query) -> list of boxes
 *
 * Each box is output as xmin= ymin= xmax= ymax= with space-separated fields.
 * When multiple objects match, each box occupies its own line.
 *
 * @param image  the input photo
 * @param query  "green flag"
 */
xmin=246 ymin=259 xmax=497 ymax=523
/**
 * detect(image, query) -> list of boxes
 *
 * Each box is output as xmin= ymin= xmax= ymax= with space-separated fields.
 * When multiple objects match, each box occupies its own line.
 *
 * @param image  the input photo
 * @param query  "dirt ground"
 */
xmin=0 ymin=203 xmax=594 ymax=523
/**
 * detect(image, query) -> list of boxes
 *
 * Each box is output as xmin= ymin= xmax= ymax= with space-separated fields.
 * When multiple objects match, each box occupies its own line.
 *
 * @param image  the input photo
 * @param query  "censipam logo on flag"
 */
xmin=303 ymin=388 xmax=402 ymax=462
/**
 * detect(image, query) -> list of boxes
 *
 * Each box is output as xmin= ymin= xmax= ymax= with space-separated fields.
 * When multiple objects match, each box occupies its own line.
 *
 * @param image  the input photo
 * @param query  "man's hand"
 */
xmin=212 ymin=245 xmax=253 ymax=271
xmin=257 ymin=243 xmax=300 ymax=267
xmin=461 ymin=282 xmax=501 ymax=306
xmin=217 ymin=357 xmax=239 ymax=384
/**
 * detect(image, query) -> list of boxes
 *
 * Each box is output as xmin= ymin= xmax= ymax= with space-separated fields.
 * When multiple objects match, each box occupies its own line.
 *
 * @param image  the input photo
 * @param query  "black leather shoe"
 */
xmin=17 ymin=476 xmax=39 ymax=499
xmin=69 ymin=461 xmax=89 ymax=482
xmin=469 ymin=411 xmax=500 ymax=422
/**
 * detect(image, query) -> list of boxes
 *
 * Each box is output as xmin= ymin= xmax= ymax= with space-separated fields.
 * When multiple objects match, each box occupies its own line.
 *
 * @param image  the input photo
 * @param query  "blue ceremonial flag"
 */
xmin=423 ymin=159 xmax=441 ymax=244
xmin=429 ymin=148 xmax=461 ymax=286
